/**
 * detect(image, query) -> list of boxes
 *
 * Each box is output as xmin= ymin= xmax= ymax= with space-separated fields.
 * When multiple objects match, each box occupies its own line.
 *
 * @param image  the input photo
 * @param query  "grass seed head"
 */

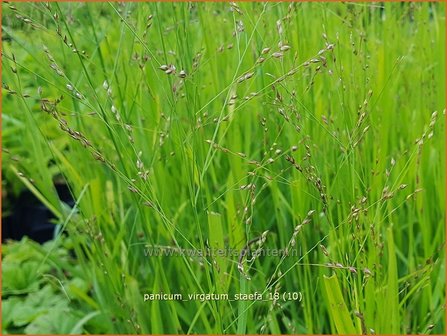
xmin=261 ymin=47 xmax=271 ymax=54
xmin=272 ymin=52 xmax=284 ymax=58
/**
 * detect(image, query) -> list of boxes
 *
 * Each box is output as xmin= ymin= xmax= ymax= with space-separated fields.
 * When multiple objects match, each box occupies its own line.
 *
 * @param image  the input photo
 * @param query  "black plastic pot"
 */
xmin=2 ymin=184 xmax=74 ymax=244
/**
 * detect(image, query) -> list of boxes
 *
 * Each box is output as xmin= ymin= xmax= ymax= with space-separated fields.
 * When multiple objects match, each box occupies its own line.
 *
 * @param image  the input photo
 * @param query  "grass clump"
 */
xmin=2 ymin=1 xmax=445 ymax=334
